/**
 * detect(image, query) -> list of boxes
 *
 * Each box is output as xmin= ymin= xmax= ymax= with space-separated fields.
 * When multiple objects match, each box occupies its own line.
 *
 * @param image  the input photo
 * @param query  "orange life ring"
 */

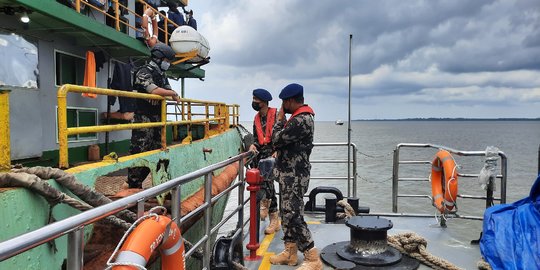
xmin=112 ymin=215 xmax=185 ymax=270
xmin=431 ymin=149 xmax=458 ymax=213
xmin=142 ymin=8 xmax=159 ymax=47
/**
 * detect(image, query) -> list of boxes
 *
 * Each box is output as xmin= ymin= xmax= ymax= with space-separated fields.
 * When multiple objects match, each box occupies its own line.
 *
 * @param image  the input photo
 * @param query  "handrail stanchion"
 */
xmin=0 ymin=90 xmax=11 ymax=172
xmin=244 ymin=168 xmax=262 ymax=261
xmin=161 ymin=99 xmax=167 ymax=149
xmin=352 ymin=143 xmax=358 ymax=198
xmin=114 ymin=0 xmax=120 ymax=31
xmin=58 ymin=86 xmax=69 ymax=168
xmin=203 ymin=173 xmax=213 ymax=269
xmin=171 ymin=186 xmax=181 ymax=227
xmin=67 ymin=227 xmax=84 ymax=270
xmin=392 ymin=146 xmax=400 ymax=213
xmin=237 ymin=158 xmax=245 ymax=238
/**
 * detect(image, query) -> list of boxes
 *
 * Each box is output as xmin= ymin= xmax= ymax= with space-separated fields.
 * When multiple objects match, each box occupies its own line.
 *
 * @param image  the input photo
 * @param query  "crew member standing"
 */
xmin=127 ymin=43 xmax=180 ymax=189
xmin=185 ymin=9 xmax=197 ymax=30
xmin=248 ymin=88 xmax=281 ymax=234
xmin=269 ymin=83 xmax=322 ymax=269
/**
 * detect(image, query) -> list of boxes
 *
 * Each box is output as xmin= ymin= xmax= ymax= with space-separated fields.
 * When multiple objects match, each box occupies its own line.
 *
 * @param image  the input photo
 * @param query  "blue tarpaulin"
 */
xmin=480 ymin=174 xmax=540 ymax=269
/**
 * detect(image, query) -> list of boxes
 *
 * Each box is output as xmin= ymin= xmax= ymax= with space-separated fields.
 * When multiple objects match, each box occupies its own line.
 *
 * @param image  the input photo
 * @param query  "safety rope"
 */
xmin=388 ymin=232 xmax=463 ymax=270
xmin=105 ymin=207 xmax=166 ymax=270
xmin=359 ymin=175 xmax=393 ymax=183
xmin=357 ymin=150 xmax=394 ymax=159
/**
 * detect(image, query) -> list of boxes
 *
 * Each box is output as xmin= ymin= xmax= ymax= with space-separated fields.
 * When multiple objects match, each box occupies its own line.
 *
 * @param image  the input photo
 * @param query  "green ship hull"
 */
xmin=0 ymin=129 xmax=243 ymax=269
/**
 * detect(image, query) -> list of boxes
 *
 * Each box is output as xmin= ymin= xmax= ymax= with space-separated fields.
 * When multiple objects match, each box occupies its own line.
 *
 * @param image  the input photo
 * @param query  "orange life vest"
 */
xmin=254 ymin=107 xmax=277 ymax=145
xmin=285 ymin=105 xmax=315 ymax=127
xmin=82 ymin=51 xmax=97 ymax=98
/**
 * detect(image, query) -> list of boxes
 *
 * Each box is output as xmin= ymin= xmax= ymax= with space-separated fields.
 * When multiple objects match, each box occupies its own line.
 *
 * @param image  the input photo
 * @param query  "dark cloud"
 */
xmin=186 ymin=0 xmax=540 ymax=120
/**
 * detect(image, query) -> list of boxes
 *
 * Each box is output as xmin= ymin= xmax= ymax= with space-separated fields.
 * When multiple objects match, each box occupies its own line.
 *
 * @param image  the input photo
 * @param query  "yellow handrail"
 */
xmin=72 ymin=0 xmax=185 ymax=47
xmin=57 ymin=84 xmax=238 ymax=168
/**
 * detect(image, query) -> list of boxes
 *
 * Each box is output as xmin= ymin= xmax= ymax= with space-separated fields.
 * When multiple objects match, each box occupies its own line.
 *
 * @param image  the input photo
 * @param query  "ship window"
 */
xmin=56 ymin=107 xmax=98 ymax=142
xmin=55 ymin=51 xmax=85 ymax=86
xmin=0 ymin=31 xmax=39 ymax=90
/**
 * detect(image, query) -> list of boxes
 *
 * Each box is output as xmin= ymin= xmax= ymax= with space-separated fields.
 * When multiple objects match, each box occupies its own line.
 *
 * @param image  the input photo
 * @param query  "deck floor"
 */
xmin=243 ymin=213 xmax=482 ymax=270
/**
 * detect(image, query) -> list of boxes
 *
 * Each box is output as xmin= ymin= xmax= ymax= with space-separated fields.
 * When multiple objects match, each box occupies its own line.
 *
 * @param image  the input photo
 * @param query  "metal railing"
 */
xmin=391 ymin=143 xmax=508 ymax=220
xmin=311 ymin=142 xmax=358 ymax=197
xmin=71 ymin=0 xmax=184 ymax=48
xmin=0 ymin=151 xmax=254 ymax=270
xmin=57 ymin=84 xmax=238 ymax=168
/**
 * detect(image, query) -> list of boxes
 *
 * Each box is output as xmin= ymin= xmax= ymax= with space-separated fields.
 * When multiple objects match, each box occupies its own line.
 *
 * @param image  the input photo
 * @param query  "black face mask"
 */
xmin=283 ymin=107 xmax=292 ymax=114
xmin=283 ymin=101 xmax=292 ymax=114
xmin=252 ymin=102 xmax=261 ymax=111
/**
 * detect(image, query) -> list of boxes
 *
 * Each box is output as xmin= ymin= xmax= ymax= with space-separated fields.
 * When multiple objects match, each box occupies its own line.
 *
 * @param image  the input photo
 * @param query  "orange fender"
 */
xmin=431 ymin=150 xmax=458 ymax=213
xmin=142 ymin=8 xmax=159 ymax=47
xmin=180 ymin=161 xmax=240 ymax=216
xmin=113 ymin=215 xmax=185 ymax=270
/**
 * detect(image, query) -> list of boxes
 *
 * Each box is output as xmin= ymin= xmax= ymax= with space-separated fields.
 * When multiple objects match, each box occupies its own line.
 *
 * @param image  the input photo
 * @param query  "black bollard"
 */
xmin=347 ymin=198 xmax=359 ymax=215
xmin=325 ymin=197 xmax=337 ymax=223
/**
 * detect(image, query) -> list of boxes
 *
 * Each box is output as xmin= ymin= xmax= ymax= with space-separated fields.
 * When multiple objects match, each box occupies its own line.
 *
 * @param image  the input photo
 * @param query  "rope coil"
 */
xmin=388 ymin=232 xmax=463 ymax=270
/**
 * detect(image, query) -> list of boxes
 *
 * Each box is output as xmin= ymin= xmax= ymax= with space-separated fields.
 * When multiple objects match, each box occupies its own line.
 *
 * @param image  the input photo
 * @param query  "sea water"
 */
xmin=220 ymin=120 xmax=540 ymax=236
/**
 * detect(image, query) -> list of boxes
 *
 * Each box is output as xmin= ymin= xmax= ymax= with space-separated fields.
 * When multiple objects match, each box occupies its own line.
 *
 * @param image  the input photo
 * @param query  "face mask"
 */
xmin=251 ymin=102 xmax=261 ymax=111
xmin=283 ymin=101 xmax=292 ymax=114
xmin=283 ymin=106 xmax=292 ymax=114
xmin=160 ymin=61 xmax=170 ymax=71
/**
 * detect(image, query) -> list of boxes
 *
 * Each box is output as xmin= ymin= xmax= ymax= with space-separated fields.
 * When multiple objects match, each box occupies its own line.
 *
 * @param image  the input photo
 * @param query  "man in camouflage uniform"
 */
xmin=127 ymin=43 xmax=180 ymax=188
xmin=248 ymin=88 xmax=281 ymax=234
xmin=269 ymin=83 xmax=322 ymax=269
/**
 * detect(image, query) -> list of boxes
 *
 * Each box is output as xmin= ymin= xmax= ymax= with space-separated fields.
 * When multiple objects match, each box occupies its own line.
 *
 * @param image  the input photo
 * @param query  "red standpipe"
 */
xmin=244 ymin=168 xmax=262 ymax=261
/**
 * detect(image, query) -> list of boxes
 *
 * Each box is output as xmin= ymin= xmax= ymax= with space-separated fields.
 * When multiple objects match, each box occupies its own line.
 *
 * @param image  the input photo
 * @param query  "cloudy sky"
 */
xmin=171 ymin=0 xmax=540 ymax=121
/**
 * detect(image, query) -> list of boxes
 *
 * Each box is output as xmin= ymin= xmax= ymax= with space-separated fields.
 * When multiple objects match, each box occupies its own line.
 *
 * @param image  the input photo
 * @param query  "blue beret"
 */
xmin=279 ymin=83 xmax=303 ymax=99
xmin=252 ymin=88 xmax=272 ymax=101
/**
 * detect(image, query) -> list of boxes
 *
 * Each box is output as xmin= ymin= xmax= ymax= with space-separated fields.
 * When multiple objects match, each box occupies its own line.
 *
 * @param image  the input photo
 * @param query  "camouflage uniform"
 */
xmin=252 ymin=109 xmax=278 ymax=213
xmin=127 ymin=61 xmax=170 ymax=188
xmin=271 ymin=108 xmax=315 ymax=252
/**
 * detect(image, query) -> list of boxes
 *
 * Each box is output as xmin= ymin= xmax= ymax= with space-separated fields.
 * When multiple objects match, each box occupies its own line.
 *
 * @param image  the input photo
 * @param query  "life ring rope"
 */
xmin=430 ymin=150 xmax=459 ymax=214
xmin=105 ymin=206 xmax=168 ymax=270
xmin=446 ymin=164 xmax=458 ymax=208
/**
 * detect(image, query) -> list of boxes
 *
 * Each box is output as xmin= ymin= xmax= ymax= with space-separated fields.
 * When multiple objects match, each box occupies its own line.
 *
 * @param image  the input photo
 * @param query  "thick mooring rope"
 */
xmin=0 ymin=171 xmax=131 ymax=230
xmin=12 ymin=166 xmax=137 ymax=222
xmin=477 ymin=258 xmax=492 ymax=270
xmin=1 ymin=167 xmax=206 ymax=262
xmin=388 ymin=232 xmax=463 ymax=270
xmin=338 ymin=199 xmax=357 ymax=217
xmin=232 ymin=261 xmax=248 ymax=270
xmin=336 ymin=199 xmax=357 ymax=219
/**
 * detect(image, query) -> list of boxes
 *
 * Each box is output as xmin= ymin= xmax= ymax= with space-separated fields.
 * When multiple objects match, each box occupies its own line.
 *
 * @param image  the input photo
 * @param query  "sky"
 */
xmin=170 ymin=0 xmax=540 ymax=121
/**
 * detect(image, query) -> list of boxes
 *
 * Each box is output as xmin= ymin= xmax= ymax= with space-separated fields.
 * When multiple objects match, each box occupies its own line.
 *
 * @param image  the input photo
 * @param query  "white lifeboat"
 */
xmin=169 ymin=26 xmax=210 ymax=63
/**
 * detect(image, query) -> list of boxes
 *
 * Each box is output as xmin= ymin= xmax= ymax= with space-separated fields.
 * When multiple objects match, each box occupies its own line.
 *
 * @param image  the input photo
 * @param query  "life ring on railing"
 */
xmin=430 ymin=149 xmax=458 ymax=213
xmin=111 ymin=215 xmax=185 ymax=270
xmin=142 ymin=8 xmax=159 ymax=47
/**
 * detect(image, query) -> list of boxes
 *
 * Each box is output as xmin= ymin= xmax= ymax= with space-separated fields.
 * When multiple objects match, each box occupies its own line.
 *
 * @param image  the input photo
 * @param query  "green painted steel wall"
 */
xmin=0 ymin=129 xmax=242 ymax=269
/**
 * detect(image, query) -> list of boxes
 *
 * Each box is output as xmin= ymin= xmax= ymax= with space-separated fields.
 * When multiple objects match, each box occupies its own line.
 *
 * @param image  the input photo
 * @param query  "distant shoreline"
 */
xmin=351 ymin=118 xmax=540 ymax=121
